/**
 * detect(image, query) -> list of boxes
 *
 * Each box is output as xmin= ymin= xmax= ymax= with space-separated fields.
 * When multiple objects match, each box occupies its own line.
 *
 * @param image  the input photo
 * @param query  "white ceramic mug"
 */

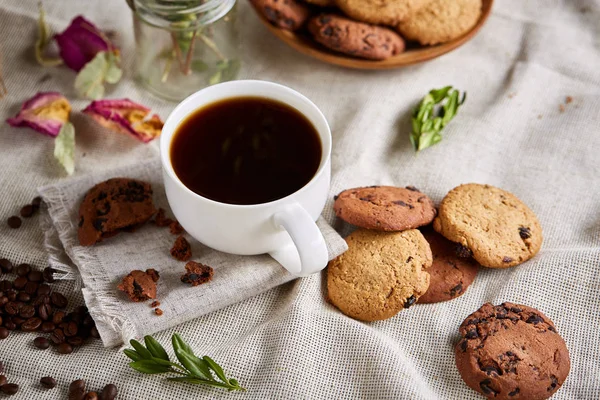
xmin=160 ymin=80 xmax=331 ymax=277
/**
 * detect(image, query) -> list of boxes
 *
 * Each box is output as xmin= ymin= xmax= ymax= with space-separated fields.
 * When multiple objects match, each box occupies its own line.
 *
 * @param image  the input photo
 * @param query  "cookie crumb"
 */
xmin=169 ymin=221 xmax=184 ymax=235
xmin=181 ymin=261 xmax=214 ymax=286
xmin=565 ymin=96 xmax=573 ymax=104
xmin=117 ymin=270 xmax=159 ymax=302
xmin=154 ymin=308 xmax=163 ymax=316
xmin=154 ymin=208 xmax=174 ymax=227
xmin=171 ymin=236 xmax=192 ymax=261
xmin=508 ymin=92 xmax=516 ymax=99
xmin=150 ymin=300 xmax=160 ymax=308
xmin=537 ymin=114 xmax=543 ymax=119
xmin=559 ymin=104 xmax=566 ymax=112
xmin=145 ymin=268 xmax=160 ymax=283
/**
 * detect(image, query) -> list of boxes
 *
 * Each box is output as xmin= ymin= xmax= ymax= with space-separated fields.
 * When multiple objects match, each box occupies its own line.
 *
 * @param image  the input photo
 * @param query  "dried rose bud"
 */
xmin=82 ymin=99 xmax=163 ymax=143
xmin=54 ymin=16 xmax=114 ymax=72
xmin=6 ymin=92 xmax=71 ymax=137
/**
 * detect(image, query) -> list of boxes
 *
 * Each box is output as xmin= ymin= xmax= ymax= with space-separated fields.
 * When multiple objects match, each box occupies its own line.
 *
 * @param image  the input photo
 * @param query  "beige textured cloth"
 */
xmin=37 ymin=160 xmax=347 ymax=347
xmin=1 ymin=0 xmax=599 ymax=399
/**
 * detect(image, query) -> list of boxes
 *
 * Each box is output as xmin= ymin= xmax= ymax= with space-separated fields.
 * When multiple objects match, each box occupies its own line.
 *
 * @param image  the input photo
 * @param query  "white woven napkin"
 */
xmin=38 ymin=159 xmax=347 ymax=347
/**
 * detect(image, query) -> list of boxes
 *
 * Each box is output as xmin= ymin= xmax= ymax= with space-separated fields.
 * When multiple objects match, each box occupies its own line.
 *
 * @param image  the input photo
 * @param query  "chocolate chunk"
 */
xmin=518 ymin=226 xmax=532 ymax=239
xmin=465 ymin=329 xmax=478 ymax=339
xmin=455 ymin=244 xmax=473 ymax=258
xmin=483 ymin=365 xmax=501 ymax=377
xmin=406 ymin=256 xmax=413 ymax=263
xmin=181 ymin=261 xmax=214 ymax=286
xmin=393 ymin=200 xmax=414 ymax=209
xmin=526 ymin=314 xmax=544 ymax=324
xmin=547 ymin=375 xmax=558 ymax=391
xmin=479 ymin=379 xmax=498 ymax=395
xmin=405 ymin=186 xmax=420 ymax=192
xmin=503 ymin=256 xmax=513 ymax=263
xmin=404 ymin=295 xmax=416 ymax=308
xmin=449 ymin=283 xmax=463 ymax=297
xmin=508 ymin=388 xmax=520 ymax=396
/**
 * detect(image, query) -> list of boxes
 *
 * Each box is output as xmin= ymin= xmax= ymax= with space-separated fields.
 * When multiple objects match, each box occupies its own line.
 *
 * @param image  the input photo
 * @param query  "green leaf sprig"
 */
xmin=124 ymin=334 xmax=246 ymax=392
xmin=410 ymin=86 xmax=466 ymax=152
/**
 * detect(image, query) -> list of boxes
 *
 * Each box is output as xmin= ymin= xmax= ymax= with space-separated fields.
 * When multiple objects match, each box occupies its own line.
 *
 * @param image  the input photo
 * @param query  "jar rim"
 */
xmin=130 ymin=0 xmax=236 ymax=29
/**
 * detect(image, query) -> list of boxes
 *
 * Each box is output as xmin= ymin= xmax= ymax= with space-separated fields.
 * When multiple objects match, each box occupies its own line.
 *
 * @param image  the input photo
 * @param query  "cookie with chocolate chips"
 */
xmin=327 ymin=228 xmax=431 ymax=321
xmin=433 ymin=184 xmax=542 ymax=268
xmin=455 ymin=302 xmax=570 ymax=400
xmin=78 ymin=178 xmax=157 ymax=246
xmin=334 ymin=185 xmax=436 ymax=231
xmin=249 ymin=0 xmax=310 ymax=31
xmin=418 ymin=230 xmax=479 ymax=304
xmin=308 ymin=14 xmax=405 ymax=60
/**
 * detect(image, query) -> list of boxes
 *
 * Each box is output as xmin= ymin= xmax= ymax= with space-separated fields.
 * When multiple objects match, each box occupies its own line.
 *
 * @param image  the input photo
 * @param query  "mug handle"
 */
xmin=269 ymin=203 xmax=329 ymax=277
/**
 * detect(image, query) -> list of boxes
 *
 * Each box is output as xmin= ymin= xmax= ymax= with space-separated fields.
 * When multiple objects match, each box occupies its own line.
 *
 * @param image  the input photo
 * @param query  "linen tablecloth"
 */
xmin=0 ymin=0 xmax=599 ymax=398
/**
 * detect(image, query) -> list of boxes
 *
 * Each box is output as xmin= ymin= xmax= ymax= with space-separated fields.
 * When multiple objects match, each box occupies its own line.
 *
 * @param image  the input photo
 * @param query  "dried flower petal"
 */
xmin=54 ymin=122 xmax=76 ymax=175
xmin=74 ymin=51 xmax=122 ymax=100
xmin=82 ymin=99 xmax=163 ymax=143
xmin=54 ymin=16 xmax=113 ymax=72
xmin=6 ymin=92 xmax=71 ymax=137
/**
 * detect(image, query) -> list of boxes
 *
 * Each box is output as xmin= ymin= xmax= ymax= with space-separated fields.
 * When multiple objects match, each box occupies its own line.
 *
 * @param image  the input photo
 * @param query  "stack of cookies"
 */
xmin=328 ymin=183 xmax=571 ymax=400
xmin=249 ymin=0 xmax=483 ymax=60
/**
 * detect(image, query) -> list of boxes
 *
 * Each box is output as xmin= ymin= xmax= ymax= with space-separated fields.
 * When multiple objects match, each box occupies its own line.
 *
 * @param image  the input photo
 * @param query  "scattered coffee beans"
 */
xmin=43 ymin=267 xmax=56 ymax=283
xmin=20 ymin=205 xmax=34 ymax=218
xmin=68 ymin=379 xmax=86 ymax=400
xmin=100 ymin=384 xmax=118 ymax=400
xmin=0 ymin=328 xmax=7 ymax=340
xmin=0 ymin=383 xmax=19 ymax=395
xmin=57 ymin=342 xmax=74 ymax=354
xmin=0 ymin=376 xmax=6 ymax=386
xmin=84 ymin=391 xmax=99 ymax=400
xmin=0 ymin=259 xmax=13 ymax=273
xmin=34 ymin=336 xmax=50 ymax=349
xmin=40 ymin=376 xmax=57 ymax=389
xmin=32 ymin=197 xmax=42 ymax=210
xmin=15 ymin=264 xmax=30 ymax=277
xmin=6 ymin=216 xmax=21 ymax=229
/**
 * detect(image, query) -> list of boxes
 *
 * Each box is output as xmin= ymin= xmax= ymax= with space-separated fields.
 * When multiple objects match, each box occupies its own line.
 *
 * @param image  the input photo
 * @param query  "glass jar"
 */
xmin=127 ymin=0 xmax=240 ymax=101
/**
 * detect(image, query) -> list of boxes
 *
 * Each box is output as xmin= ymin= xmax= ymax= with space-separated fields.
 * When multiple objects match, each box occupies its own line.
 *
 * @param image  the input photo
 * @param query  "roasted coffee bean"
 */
xmin=69 ymin=313 xmax=84 ymax=325
xmin=64 ymin=322 xmax=78 ymax=337
xmin=0 ymin=280 xmax=12 ymax=291
xmin=0 ymin=376 xmax=6 ymax=386
xmin=32 ymin=196 xmax=42 ymax=209
xmin=22 ymin=317 xmax=42 ymax=332
xmin=51 ymin=292 xmax=68 ymax=308
xmin=32 ymin=294 xmax=50 ymax=306
xmin=19 ymin=304 xmax=36 ymax=319
xmin=6 ymin=290 xmax=17 ymax=301
xmin=7 ymin=216 xmax=22 ymax=229
xmin=84 ymin=392 xmax=99 ymax=400
xmin=38 ymin=304 xmax=52 ymax=321
xmin=37 ymin=283 xmax=51 ymax=296
xmin=4 ymin=319 xmax=16 ymax=330
xmin=43 ymin=267 xmax=56 ymax=283
xmin=90 ymin=326 xmax=100 ymax=339
xmin=0 ymin=259 xmax=13 ymax=273
xmin=40 ymin=376 xmax=57 ymax=389
xmin=68 ymin=379 xmax=86 ymax=400
xmin=0 ymin=327 xmax=9 ymax=339
xmin=12 ymin=277 xmax=27 ymax=290
xmin=34 ymin=336 xmax=50 ymax=349
xmin=57 ymin=342 xmax=73 ymax=354
xmin=4 ymin=302 xmax=20 ymax=315
xmin=0 ymin=296 xmax=7 ymax=307
xmin=12 ymin=316 xmax=25 ymax=326
xmin=50 ymin=329 xmax=65 ymax=345
xmin=16 ymin=292 xmax=30 ymax=302
xmin=67 ymin=336 xmax=84 ymax=346
xmin=100 ymin=384 xmax=118 ymax=400
xmin=52 ymin=311 xmax=65 ymax=324
xmin=0 ymin=316 xmax=2 ymax=325
xmin=28 ymin=270 xmax=43 ymax=282
xmin=41 ymin=321 xmax=55 ymax=333
xmin=24 ymin=281 xmax=39 ymax=295
xmin=82 ymin=315 xmax=95 ymax=328
xmin=0 ymin=383 xmax=19 ymax=395
xmin=16 ymin=264 xmax=31 ymax=277
xmin=20 ymin=205 xmax=34 ymax=218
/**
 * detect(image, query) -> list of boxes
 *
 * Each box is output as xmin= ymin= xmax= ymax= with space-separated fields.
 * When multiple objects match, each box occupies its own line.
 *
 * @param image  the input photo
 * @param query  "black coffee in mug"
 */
xmin=170 ymin=97 xmax=322 ymax=205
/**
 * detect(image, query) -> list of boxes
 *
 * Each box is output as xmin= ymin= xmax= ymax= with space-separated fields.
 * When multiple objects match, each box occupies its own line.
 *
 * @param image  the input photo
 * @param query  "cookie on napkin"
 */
xmin=327 ymin=228 xmax=431 ymax=321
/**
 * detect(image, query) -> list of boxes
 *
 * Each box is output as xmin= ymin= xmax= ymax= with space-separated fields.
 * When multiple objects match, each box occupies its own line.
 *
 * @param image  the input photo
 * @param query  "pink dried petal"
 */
xmin=6 ymin=92 xmax=71 ymax=137
xmin=54 ymin=16 xmax=112 ymax=72
xmin=82 ymin=99 xmax=163 ymax=143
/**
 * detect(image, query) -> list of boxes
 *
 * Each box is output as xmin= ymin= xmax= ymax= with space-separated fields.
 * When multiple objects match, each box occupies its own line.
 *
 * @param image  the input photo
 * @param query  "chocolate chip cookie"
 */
xmin=327 ymin=229 xmax=431 ymax=321
xmin=433 ymin=184 xmax=542 ymax=268
xmin=418 ymin=230 xmax=479 ymax=303
xmin=334 ymin=185 xmax=436 ymax=231
xmin=308 ymin=15 xmax=405 ymax=60
xmin=249 ymin=0 xmax=311 ymax=31
xmin=455 ymin=302 xmax=570 ymax=399
xmin=397 ymin=0 xmax=482 ymax=45
xmin=334 ymin=0 xmax=430 ymax=26
xmin=117 ymin=269 xmax=160 ymax=302
xmin=78 ymin=178 xmax=157 ymax=246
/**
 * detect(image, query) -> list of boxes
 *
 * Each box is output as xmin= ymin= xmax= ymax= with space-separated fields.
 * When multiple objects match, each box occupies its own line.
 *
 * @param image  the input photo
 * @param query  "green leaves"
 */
xmin=54 ymin=122 xmax=75 ymax=175
xmin=410 ymin=86 xmax=466 ymax=152
xmin=124 ymin=334 xmax=245 ymax=392
xmin=74 ymin=51 xmax=122 ymax=99
xmin=35 ymin=3 xmax=63 ymax=67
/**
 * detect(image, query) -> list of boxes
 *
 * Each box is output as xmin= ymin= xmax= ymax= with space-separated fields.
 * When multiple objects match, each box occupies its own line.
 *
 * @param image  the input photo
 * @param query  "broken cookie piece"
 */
xmin=181 ymin=261 xmax=214 ymax=286
xmin=78 ymin=178 xmax=157 ymax=246
xmin=169 ymin=220 xmax=184 ymax=235
xmin=117 ymin=269 xmax=160 ymax=302
xmin=154 ymin=208 xmax=174 ymax=227
xmin=170 ymin=236 xmax=192 ymax=261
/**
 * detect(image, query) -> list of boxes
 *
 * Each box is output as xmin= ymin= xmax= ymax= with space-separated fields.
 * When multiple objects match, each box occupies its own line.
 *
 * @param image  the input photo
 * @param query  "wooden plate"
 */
xmin=253 ymin=0 xmax=494 ymax=70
